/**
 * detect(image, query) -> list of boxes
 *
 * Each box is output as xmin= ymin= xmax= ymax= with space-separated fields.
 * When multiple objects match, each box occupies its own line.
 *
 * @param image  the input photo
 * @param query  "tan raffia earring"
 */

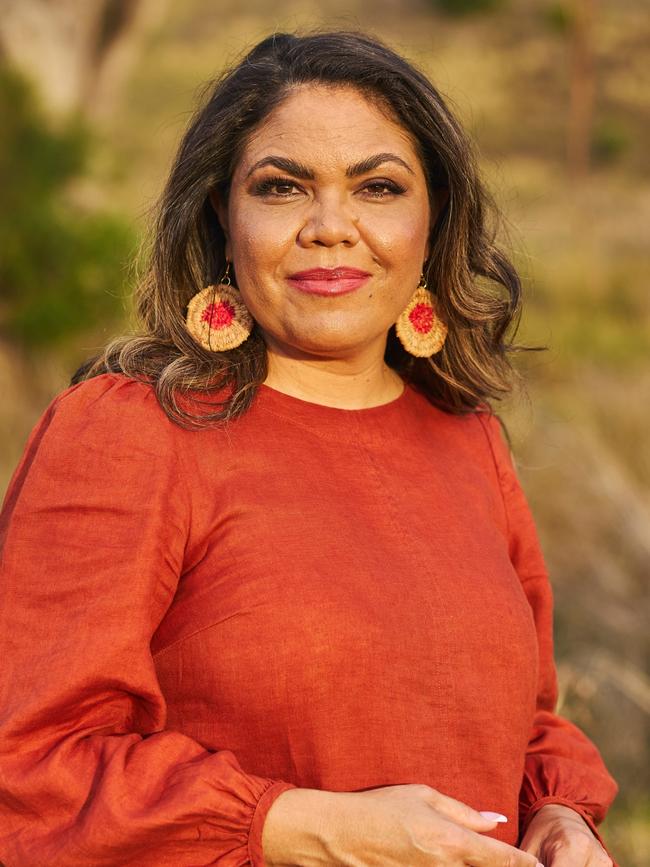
xmin=395 ymin=272 xmax=448 ymax=357
xmin=185 ymin=261 xmax=254 ymax=351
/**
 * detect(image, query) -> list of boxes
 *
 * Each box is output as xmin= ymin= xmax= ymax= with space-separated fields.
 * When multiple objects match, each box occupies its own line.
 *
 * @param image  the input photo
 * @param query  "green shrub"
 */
xmin=591 ymin=118 xmax=631 ymax=165
xmin=0 ymin=63 xmax=134 ymax=348
xmin=427 ymin=0 xmax=505 ymax=16
xmin=540 ymin=1 xmax=574 ymax=34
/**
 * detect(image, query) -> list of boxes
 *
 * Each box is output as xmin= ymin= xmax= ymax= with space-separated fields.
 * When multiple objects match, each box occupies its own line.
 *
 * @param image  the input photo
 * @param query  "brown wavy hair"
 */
xmin=72 ymin=28 xmax=546 ymax=430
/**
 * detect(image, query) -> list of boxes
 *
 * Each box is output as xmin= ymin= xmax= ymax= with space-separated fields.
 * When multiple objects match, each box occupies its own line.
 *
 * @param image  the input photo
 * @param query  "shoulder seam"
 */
xmin=50 ymin=372 xmax=147 ymax=413
xmin=474 ymin=411 xmax=511 ymax=542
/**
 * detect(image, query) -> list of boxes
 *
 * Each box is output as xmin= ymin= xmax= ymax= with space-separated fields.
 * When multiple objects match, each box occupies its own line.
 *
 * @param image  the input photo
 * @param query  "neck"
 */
xmin=262 ymin=344 xmax=404 ymax=410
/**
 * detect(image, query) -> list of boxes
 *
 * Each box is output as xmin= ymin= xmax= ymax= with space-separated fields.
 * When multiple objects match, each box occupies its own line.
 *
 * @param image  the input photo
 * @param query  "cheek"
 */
xmin=229 ymin=205 xmax=295 ymax=269
xmin=226 ymin=210 xmax=295 ymax=322
xmin=365 ymin=208 xmax=429 ymax=258
xmin=364 ymin=211 xmax=429 ymax=305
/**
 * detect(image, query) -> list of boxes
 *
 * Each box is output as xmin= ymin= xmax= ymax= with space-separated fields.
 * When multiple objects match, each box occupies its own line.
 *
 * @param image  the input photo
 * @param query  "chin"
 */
xmin=290 ymin=340 xmax=364 ymax=359
xmin=284 ymin=326 xmax=376 ymax=356
xmin=281 ymin=316 xmax=384 ymax=351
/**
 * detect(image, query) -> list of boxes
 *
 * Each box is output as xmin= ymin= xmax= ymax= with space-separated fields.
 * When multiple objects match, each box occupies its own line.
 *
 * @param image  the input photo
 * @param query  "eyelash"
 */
xmin=252 ymin=175 xmax=407 ymax=199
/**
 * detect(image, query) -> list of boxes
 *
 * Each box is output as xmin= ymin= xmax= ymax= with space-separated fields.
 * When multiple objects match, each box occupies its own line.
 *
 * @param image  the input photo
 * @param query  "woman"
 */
xmin=0 ymin=29 xmax=618 ymax=867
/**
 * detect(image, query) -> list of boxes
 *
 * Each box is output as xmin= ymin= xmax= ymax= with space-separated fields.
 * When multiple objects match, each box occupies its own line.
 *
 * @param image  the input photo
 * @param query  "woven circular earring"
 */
xmin=185 ymin=261 xmax=254 ymax=351
xmin=395 ymin=272 xmax=448 ymax=357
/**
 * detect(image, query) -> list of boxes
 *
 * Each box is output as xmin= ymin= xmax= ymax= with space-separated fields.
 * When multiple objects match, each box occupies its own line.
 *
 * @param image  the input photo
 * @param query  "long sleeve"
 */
xmin=477 ymin=412 xmax=619 ymax=855
xmin=0 ymin=374 xmax=297 ymax=867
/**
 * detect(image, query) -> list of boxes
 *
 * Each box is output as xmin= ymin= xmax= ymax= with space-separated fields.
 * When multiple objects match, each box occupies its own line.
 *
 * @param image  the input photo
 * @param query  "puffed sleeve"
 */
xmin=477 ymin=412 xmax=619 ymax=858
xmin=0 ymin=373 xmax=297 ymax=867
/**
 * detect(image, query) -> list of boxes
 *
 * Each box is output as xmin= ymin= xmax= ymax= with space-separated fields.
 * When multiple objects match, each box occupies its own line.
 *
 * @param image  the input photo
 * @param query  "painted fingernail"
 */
xmin=479 ymin=811 xmax=508 ymax=822
xmin=536 ymin=862 xmax=545 ymax=867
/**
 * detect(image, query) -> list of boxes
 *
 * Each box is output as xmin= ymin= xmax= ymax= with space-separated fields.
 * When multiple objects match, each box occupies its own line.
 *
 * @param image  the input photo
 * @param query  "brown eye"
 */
xmin=253 ymin=176 xmax=300 ymax=197
xmin=363 ymin=181 xmax=406 ymax=198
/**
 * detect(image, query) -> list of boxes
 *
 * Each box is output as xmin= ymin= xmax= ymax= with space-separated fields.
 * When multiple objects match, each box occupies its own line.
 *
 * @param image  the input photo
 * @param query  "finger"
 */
xmin=462 ymin=829 xmax=541 ymax=867
xmin=427 ymin=790 xmax=508 ymax=832
xmin=534 ymin=823 xmax=614 ymax=867
xmin=519 ymin=841 xmax=541 ymax=858
xmin=541 ymin=839 xmax=612 ymax=867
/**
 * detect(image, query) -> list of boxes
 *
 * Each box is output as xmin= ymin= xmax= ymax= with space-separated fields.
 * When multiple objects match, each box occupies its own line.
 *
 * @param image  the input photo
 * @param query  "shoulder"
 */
xmin=427 ymin=400 xmax=520 ymax=493
xmin=43 ymin=372 xmax=183 ymax=447
xmin=472 ymin=406 xmax=530 ymax=521
xmin=52 ymin=372 xmax=166 ymax=424
xmin=472 ymin=404 xmax=514 ymax=476
xmin=1 ymin=374 xmax=193 ymax=577
xmin=411 ymin=391 xmax=513 ymax=469
xmin=16 ymin=373 xmax=188 ymax=488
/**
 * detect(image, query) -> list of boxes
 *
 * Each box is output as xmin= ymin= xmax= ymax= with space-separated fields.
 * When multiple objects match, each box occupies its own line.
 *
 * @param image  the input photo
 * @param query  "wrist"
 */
xmin=522 ymin=801 xmax=611 ymax=861
xmin=526 ymin=796 xmax=592 ymax=823
xmin=261 ymin=787 xmax=350 ymax=867
xmin=532 ymin=802 xmax=589 ymax=823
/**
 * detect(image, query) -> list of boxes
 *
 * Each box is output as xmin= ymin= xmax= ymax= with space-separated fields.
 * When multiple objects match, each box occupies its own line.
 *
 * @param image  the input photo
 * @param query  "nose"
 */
xmin=297 ymin=192 xmax=361 ymax=247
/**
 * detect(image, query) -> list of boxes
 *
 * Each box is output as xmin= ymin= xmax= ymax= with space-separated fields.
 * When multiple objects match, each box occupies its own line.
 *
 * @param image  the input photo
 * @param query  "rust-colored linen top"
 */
xmin=0 ymin=372 xmax=618 ymax=866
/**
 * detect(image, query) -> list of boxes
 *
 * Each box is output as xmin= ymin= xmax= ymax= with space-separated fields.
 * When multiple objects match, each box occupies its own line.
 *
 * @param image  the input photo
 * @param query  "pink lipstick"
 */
xmin=287 ymin=267 xmax=371 ymax=296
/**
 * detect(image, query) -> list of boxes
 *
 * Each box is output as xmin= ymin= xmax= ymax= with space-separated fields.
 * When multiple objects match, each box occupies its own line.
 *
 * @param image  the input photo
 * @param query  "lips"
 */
xmin=287 ymin=267 xmax=372 ymax=297
xmin=288 ymin=267 xmax=371 ymax=280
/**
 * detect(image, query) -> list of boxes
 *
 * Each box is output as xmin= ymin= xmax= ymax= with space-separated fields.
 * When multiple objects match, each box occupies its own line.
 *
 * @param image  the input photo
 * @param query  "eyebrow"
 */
xmin=244 ymin=152 xmax=415 ymax=180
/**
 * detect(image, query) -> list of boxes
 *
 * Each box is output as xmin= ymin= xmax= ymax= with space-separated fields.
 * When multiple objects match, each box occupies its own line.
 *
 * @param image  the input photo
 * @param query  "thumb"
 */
xmin=431 ymin=792 xmax=508 ymax=832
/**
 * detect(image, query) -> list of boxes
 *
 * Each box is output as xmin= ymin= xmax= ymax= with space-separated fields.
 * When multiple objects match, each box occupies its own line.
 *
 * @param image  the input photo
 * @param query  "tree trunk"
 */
xmin=0 ymin=0 xmax=166 ymax=120
xmin=567 ymin=0 xmax=596 ymax=181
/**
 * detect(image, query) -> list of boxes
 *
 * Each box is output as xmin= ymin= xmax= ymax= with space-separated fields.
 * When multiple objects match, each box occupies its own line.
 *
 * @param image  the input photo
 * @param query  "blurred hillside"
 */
xmin=1 ymin=1 xmax=648 ymax=864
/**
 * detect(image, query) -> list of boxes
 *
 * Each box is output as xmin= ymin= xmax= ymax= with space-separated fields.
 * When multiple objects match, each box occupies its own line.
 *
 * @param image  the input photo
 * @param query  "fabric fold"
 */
xmin=0 ymin=375 xmax=297 ymax=866
xmin=478 ymin=412 xmax=619 ymax=863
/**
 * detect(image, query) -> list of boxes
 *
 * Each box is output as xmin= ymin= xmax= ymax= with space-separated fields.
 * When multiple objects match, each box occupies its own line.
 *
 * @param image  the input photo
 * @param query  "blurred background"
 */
xmin=0 ymin=0 xmax=648 ymax=862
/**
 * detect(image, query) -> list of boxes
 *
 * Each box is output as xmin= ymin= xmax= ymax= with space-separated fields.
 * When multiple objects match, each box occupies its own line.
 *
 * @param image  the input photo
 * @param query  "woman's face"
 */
xmin=211 ymin=83 xmax=444 ymax=363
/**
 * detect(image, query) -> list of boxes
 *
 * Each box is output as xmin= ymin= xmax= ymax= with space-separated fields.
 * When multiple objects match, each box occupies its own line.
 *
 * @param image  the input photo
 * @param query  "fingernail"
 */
xmin=536 ymin=862 xmax=545 ymax=867
xmin=479 ymin=811 xmax=508 ymax=822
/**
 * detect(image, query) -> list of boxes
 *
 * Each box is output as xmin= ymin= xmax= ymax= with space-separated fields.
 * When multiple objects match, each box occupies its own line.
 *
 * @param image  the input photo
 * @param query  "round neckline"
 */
xmin=256 ymin=380 xmax=414 ymax=428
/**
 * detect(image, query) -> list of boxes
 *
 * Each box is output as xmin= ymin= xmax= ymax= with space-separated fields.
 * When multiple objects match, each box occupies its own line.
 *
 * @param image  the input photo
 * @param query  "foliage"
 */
xmin=0 ymin=63 xmax=134 ymax=348
xmin=540 ymin=1 xmax=574 ymax=34
xmin=591 ymin=118 xmax=632 ymax=165
xmin=515 ymin=253 xmax=650 ymax=370
xmin=427 ymin=0 xmax=505 ymax=16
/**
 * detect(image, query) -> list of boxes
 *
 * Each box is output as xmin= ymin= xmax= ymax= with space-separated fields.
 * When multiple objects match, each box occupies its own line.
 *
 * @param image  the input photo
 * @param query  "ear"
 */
xmin=208 ymin=189 xmax=231 ymax=259
xmin=431 ymin=188 xmax=449 ymax=226
xmin=425 ymin=188 xmax=450 ymax=261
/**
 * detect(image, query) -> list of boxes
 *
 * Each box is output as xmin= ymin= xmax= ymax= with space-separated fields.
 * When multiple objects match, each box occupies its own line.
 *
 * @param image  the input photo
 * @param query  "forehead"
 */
xmin=236 ymin=84 xmax=423 ymax=174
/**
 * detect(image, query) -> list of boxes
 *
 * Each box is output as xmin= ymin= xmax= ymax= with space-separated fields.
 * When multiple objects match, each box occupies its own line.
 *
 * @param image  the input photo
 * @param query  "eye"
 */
xmin=251 ymin=176 xmax=407 ymax=199
xmin=252 ymin=176 xmax=301 ymax=197
xmin=362 ymin=180 xmax=407 ymax=199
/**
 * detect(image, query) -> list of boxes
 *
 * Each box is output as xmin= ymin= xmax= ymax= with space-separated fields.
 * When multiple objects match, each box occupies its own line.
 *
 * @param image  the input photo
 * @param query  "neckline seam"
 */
xmin=257 ymin=381 xmax=410 ymax=415
xmin=254 ymin=385 xmax=413 ymax=441
xmin=255 ymin=404 xmax=365 ymax=440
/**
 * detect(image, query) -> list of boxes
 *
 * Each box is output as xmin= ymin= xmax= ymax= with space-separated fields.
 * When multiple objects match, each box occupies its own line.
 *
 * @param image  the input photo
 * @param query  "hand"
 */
xmin=350 ymin=784 xmax=544 ymax=867
xmin=263 ymin=783 xmax=543 ymax=866
xmin=519 ymin=803 xmax=613 ymax=867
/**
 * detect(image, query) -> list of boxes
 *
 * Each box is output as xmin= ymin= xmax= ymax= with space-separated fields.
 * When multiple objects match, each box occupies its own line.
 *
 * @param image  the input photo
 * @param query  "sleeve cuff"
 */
xmin=520 ymin=796 xmax=619 ymax=867
xmin=247 ymin=780 xmax=299 ymax=867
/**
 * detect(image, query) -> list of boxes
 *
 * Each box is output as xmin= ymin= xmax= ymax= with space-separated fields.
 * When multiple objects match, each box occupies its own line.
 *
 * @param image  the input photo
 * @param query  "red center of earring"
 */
xmin=409 ymin=302 xmax=434 ymax=334
xmin=202 ymin=300 xmax=235 ymax=329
